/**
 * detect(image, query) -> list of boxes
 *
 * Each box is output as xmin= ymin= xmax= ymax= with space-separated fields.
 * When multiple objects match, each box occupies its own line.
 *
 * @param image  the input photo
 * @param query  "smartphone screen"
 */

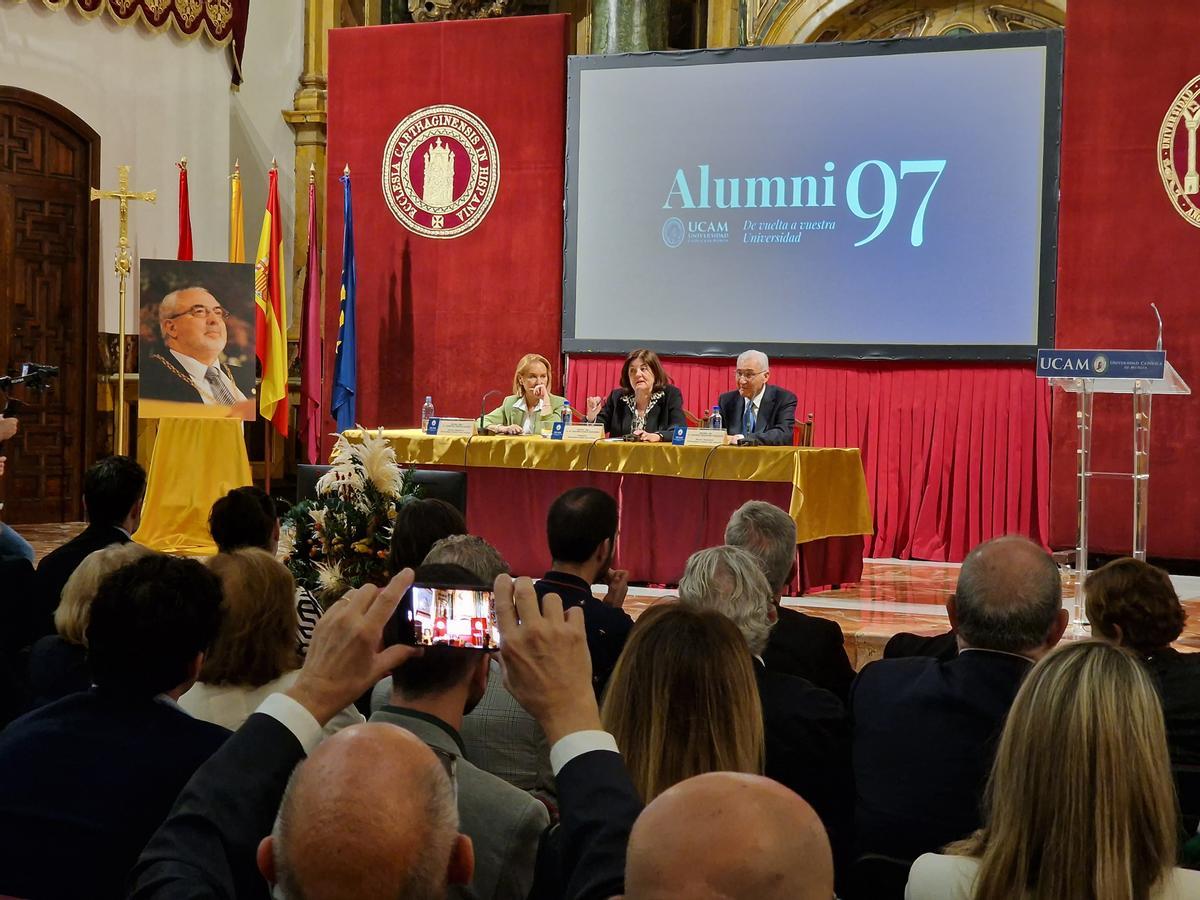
xmin=392 ymin=583 xmax=498 ymax=649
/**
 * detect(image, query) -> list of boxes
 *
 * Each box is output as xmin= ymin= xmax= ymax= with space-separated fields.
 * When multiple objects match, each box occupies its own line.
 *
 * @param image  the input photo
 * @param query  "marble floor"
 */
xmin=20 ymin=523 xmax=1200 ymax=668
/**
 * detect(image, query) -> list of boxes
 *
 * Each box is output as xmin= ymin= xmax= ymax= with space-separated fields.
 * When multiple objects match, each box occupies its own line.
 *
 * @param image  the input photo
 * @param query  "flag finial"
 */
xmin=309 ymin=162 xmax=316 ymax=185
xmin=270 ymin=158 xmax=278 ymax=171
xmin=343 ymin=164 xmax=350 ymax=176
xmin=178 ymin=156 xmax=187 ymax=171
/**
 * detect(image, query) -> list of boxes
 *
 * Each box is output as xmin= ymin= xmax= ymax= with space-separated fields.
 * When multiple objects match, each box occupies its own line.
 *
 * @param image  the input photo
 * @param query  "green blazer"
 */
xmin=482 ymin=393 xmax=567 ymax=433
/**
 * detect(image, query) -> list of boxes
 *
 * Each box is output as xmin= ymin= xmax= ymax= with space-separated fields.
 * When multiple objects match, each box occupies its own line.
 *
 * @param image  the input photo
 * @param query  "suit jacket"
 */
xmin=756 ymin=659 xmax=854 ymax=880
xmin=26 ymin=633 xmax=90 ymax=710
xmin=590 ymin=385 xmax=686 ymax=440
xmin=0 ymin=689 xmax=230 ymax=900
xmin=718 ymin=384 xmax=798 ymax=446
xmin=130 ymin=711 xmax=305 ymax=900
xmin=36 ymin=522 xmax=130 ymax=634
xmin=851 ymin=648 xmax=1032 ymax=861
xmin=884 ymin=629 xmax=959 ymax=662
xmin=763 ymin=605 xmax=856 ymax=703
xmin=142 ymin=351 xmax=250 ymax=405
xmin=535 ymin=572 xmax=634 ymax=695
xmin=370 ymin=706 xmax=549 ymax=900
xmin=0 ymin=557 xmax=47 ymax=725
xmin=483 ymin=393 xmax=567 ymax=433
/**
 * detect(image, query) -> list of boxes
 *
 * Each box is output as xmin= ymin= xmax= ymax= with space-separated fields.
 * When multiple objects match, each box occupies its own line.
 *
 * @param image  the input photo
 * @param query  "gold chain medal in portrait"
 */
xmin=1159 ymin=74 xmax=1200 ymax=228
xmin=382 ymin=105 xmax=500 ymax=239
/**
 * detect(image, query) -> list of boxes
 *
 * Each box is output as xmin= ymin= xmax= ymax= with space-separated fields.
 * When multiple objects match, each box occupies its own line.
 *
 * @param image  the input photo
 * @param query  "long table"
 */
xmin=360 ymin=430 xmax=874 ymax=591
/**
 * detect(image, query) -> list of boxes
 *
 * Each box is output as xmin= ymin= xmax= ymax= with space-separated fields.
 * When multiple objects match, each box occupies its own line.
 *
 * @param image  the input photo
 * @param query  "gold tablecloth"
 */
xmin=349 ymin=430 xmax=873 ymax=544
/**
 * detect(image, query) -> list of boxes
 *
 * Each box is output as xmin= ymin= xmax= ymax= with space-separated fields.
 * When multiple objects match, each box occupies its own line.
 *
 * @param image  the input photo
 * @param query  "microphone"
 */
xmin=1150 ymin=302 xmax=1164 ymax=352
xmin=479 ymin=389 xmax=504 ymax=432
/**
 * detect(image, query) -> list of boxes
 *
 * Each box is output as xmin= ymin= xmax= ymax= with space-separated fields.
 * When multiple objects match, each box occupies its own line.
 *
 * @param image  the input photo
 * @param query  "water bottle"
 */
xmin=710 ymin=405 xmax=723 ymax=430
xmin=421 ymin=396 xmax=435 ymax=432
xmin=561 ymin=401 xmax=572 ymax=425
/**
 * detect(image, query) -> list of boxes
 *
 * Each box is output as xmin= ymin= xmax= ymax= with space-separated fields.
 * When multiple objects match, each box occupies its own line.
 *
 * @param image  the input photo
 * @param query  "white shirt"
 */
xmin=181 ymin=669 xmax=364 ymax=738
xmin=169 ymin=349 xmax=247 ymax=405
xmin=906 ymin=853 xmax=1200 ymax=900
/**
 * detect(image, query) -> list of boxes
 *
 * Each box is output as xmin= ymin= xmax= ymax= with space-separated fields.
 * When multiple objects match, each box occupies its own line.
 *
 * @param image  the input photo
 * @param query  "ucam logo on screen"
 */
xmin=660 ymin=216 xmax=729 ymax=247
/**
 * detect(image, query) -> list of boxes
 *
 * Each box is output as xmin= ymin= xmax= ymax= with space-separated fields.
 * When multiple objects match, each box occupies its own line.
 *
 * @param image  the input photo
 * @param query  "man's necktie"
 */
xmin=743 ymin=400 xmax=757 ymax=435
xmin=205 ymin=366 xmax=236 ymax=405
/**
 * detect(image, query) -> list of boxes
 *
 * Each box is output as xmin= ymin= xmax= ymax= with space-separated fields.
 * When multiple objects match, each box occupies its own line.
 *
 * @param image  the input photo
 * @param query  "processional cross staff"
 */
xmin=91 ymin=165 xmax=156 ymax=455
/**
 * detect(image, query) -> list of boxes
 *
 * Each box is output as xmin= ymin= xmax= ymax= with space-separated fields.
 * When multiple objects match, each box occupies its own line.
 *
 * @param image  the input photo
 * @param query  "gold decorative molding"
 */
xmin=9 ymin=0 xmax=238 ymax=45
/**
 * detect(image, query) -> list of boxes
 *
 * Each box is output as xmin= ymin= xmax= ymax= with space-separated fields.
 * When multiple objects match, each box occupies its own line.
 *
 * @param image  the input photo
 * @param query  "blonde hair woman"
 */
xmin=28 ymin=542 xmax=154 ymax=708
xmin=601 ymin=603 xmax=764 ymax=802
xmin=179 ymin=548 xmax=363 ymax=736
xmin=482 ymin=353 xmax=566 ymax=435
xmin=906 ymin=640 xmax=1200 ymax=900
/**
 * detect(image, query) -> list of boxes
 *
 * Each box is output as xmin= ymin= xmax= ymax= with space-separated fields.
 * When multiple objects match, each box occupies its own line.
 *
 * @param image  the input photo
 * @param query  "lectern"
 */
xmin=1038 ymin=336 xmax=1189 ymax=624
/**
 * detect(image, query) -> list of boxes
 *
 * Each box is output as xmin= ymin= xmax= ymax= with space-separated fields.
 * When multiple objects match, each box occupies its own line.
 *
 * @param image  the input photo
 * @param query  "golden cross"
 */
xmin=90 ymin=165 xmax=156 ymax=455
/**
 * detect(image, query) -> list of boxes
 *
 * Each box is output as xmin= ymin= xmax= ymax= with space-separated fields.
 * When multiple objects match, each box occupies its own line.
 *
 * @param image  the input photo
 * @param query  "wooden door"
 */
xmin=0 ymin=89 xmax=98 ymax=524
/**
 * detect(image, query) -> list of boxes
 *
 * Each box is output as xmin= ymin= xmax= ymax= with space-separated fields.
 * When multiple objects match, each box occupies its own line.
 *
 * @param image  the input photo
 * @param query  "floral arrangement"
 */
xmin=281 ymin=428 xmax=417 ymax=601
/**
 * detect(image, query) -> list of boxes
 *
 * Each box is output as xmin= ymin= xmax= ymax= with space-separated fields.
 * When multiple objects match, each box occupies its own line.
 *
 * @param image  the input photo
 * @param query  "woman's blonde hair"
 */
xmin=56 ymin=542 xmax=155 ymax=645
xmin=201 ymin=547 xmax=299 ymax=686
xmin=601 ymin=603 xmax=764 ymax=803
xmin=511 ymin=353 xmax=553 ymax=396
xmin=947 ymin=640 xmax=1179 ymax=900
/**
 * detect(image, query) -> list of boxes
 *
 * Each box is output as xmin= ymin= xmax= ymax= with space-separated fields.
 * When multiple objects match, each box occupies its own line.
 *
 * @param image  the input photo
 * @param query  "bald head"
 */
xmin=265 ymin=723 xmax=468 ymax=900
xmin=625 ymin=772 xmax=832 ymax=900
xmin=952 ymin=535 xmax=1066 ymax=656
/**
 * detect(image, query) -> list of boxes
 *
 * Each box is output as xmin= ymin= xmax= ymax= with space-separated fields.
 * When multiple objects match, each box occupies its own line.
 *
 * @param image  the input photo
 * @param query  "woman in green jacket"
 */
xmin=482 ymin=353 xmax=566 ymax=435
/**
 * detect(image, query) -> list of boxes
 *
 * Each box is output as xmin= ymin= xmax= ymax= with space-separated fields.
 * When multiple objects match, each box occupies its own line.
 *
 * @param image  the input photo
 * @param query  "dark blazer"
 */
xmin=756 ymin=660 xmax=854 ymax=881
xmin=0 ymin=689 xmax=230 ymax=899
xmin=130 ymin=711 xmax=304 ymax=900
xmin=36 ymin=522 xmax=130 ymax=634
xmin=556 ymin=749 xmax=643 ymax=900
xmin=718 ymin=384 xmax=797 ymax=446
xmin=850 ymin=648 xmax=1032 ymax=862
xmin=884 ymin=629 xmax=959 ymax=662
xmin=1145 ymin=647 xmax=1200 ymax=768
xmin=27 ymin=634 xmax=90 ymax=710
xmin=535 ymin=572 xmax=634 ymax=695
xmin=142 ymin=351 xmax=252 ymax=405
xmin=0 ymin=557 xmax=41 ymax=724
xmin=763 ymin=605 xmax=857 ymax=703
xmin=591 ymin=385 xmax=686 ymax=440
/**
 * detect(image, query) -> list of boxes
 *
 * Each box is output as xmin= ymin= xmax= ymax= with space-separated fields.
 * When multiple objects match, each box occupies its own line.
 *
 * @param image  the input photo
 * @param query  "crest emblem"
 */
xmin=1159 ymin=74 xmax=1200 ymax=228
xmin=381 ymin=105 xmax=500 ymax=239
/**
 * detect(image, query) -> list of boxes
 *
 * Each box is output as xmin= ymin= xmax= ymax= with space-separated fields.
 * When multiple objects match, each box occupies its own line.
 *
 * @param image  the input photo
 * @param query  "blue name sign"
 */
xmin=671 ymin=426 xmax=687 ymax=446
xmin=550 ymin=421 xmax=565 ymax=440
xmin=426 ymin=417 xmax=441 ymax=435
xmin=1036 ymin=350 xmax=1165 ymax=380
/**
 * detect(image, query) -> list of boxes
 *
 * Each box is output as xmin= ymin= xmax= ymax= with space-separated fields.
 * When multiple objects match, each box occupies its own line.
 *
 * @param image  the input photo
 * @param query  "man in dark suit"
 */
xmin=534 ymin=487 xmax=634 ymax=696
xmin=717 ymin=349 xmax=798 ymax=446
xmin=0 ymin=555 xmax=230 ymax=899
xmin=725 ymin=500 xmax=856 ymax=701
xmin=851 ymin=535 xmax=1069 ymax=863
xmin=677 ymin=545 xmax=853 ymax=879
xmin=36 ymin=454 xmax=146 ymax=633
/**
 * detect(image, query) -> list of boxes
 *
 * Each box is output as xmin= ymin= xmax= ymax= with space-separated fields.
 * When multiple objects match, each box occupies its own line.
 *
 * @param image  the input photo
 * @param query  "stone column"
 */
xmin=590 ymin=0 xmax=669 ymax=53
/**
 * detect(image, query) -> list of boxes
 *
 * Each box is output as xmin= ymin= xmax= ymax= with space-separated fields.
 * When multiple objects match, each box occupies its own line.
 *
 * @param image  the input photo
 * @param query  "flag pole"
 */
xmin=263 ymin=157 xmax=278 ymax=493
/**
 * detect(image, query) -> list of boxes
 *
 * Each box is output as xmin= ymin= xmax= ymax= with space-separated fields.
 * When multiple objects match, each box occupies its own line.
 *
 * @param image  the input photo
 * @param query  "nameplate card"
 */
xmin=425 ymin=418 xmax=476 ymax=437
xmin=671 ymin=426 xmax=727 ymax=447
xmin=1036 ymin=350 xmax=1165 ymax=381
xmin=551 ymin=422 xmax=605 ymax=441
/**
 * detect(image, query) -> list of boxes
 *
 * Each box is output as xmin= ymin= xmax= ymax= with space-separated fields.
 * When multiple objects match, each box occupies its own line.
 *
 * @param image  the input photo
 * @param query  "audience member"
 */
xmin=264 ymin=724 xmax=473 ymax=900
xmin=535 ymin=487 xmax=633 ymax=694
xmin=209 ymin=485 xmax=279 ymax=554
xmin=725 ymin=500 xmax=856 ymax=700
xmin=389 ymin=497 xmax=468 ymax=572
xmin=370 ymin=562 xmax=549 ymax=900
xmin=678 ymin=544 xmax=852 ymax=876
xmin=423 ymin=534 xmax=556 ymax=798
xmin=180 ymin=548 xmax=364 ymax=736
xmin=27 ymin=541 xmax=154 ymax=709
xmin=625 ymin=772 xmax=834 ymax=900
xmin=601 ymin=603 xmax=764 ymax=801
xmin=36 ymin=454 xmax=146 ymax=630
xmin=131 ymin=569 xmax=426 ymax=898
xmin=884 ymin=628 xmax=959 ymax=662
xmin=852 ymin=535 xmax=1067 ymax=865
xmin=908 ymin=641 xmax=1200 ymax=900
xmin=0 ymin=555 xmax=229 ymax=898
xmin=1085 ymin=557 xmax=1200 ymax=826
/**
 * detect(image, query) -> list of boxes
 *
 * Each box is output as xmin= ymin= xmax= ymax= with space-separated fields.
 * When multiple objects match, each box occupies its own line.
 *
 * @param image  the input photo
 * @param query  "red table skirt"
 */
xmin=442 ymin=465 xmax=862 ymax=592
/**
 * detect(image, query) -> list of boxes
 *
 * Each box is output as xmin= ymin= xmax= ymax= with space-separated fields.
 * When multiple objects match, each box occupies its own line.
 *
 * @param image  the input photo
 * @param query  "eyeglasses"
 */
xmin=166 ymin=305 xmax=231 ymax=321
xmin=735 ymin=369 xmax=765 ymax=379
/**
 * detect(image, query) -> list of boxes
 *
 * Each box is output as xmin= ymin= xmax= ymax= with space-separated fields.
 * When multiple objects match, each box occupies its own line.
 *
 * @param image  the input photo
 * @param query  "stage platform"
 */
xmin=19 ymin=524 xmax=1200 ymax=668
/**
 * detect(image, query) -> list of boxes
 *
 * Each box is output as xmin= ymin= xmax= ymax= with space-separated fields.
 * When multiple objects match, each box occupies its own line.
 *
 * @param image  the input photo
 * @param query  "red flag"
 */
xmin=300 ymin=167 xmax=323 ymax=463
xmin=176 ymin=158 xmax=193 ymax=261
xmin=255 ymin=164 xmax=289 ymax=437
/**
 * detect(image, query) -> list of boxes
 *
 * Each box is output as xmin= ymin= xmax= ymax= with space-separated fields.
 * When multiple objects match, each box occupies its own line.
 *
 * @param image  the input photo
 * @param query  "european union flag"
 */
xmin=332 ymin=169 xmax=357 ymax=432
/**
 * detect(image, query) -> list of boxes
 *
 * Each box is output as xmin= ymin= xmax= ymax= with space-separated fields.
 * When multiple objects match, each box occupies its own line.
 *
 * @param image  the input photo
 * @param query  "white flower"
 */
xmin=314 ymin=560 xmax=349 ymax=598
xmin=309 ymin=508 xmax=328 ymax=530
xmin=277 ymin=521 xmax=296 ymax=561
xmin=355 ymin=428 xmax=404 ymax=498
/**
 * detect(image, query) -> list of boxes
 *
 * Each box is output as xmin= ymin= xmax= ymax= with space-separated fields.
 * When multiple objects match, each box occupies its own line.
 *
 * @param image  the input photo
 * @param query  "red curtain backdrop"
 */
xmin=324 ymin=17 xmax=568 ymax=460
xmin=567 ymin=357 xmax=1051 ymax=562
xmin=1050 ymin=2 xmax=1200 ymax=559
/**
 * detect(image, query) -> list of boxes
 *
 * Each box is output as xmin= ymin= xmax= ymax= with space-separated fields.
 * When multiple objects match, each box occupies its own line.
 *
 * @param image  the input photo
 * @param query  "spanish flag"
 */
xmin=255 ymin=163 xmax=289 ymax=436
